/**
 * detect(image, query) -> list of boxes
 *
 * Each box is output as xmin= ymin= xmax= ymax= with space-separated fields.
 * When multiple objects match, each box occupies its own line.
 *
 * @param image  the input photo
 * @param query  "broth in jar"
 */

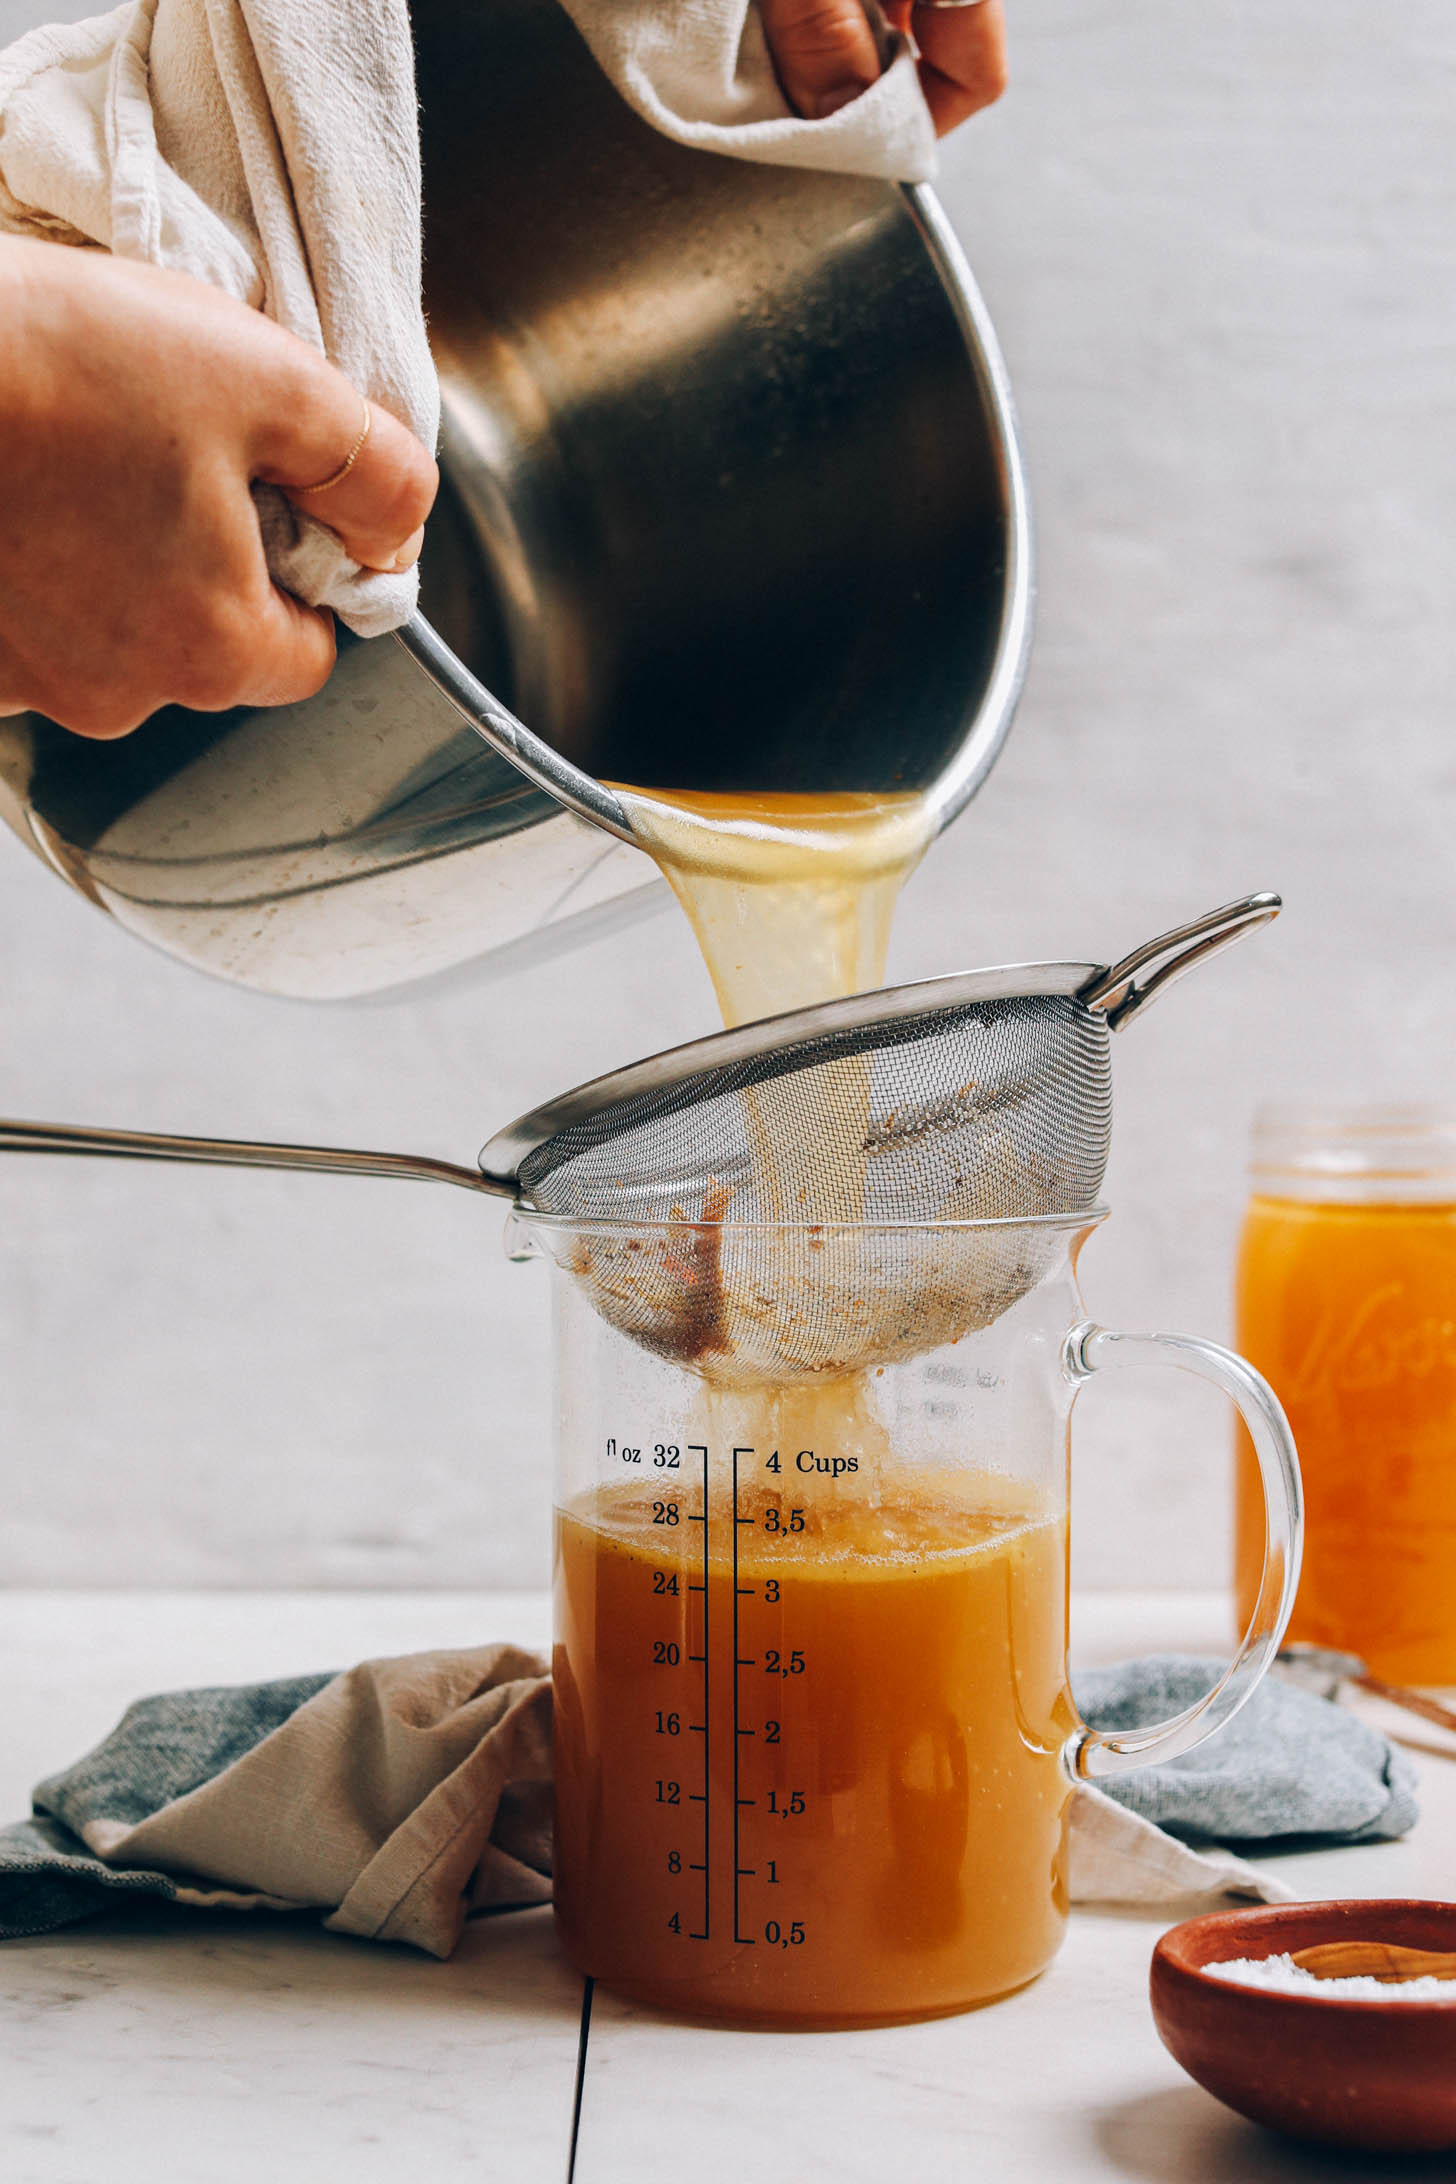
xmin=1234 ymin=1106 xmax=1456 ymax=1684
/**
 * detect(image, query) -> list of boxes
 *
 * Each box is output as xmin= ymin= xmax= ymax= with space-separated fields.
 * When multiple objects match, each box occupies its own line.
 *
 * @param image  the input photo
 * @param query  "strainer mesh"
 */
xmin=520 ymin=994 xmax=1111 ymax=1226
xmin=517 ymin=994 xmax=1112 ymax=1387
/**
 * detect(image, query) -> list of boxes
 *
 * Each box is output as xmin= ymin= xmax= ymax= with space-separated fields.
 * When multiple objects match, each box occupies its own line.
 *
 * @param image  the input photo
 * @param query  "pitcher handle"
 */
xmin=1059 ymin=1321 xmax=1303 ymax=1783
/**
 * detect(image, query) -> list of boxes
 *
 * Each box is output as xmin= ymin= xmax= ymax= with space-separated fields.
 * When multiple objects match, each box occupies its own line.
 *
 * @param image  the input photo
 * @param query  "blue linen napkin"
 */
xmin=1075 ymin=1655 xmax=1420 ymax=1845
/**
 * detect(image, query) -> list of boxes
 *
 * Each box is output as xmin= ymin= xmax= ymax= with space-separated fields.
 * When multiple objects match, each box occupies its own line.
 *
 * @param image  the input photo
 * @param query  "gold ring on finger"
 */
xmin=296 ymin=398 xmax=372 ymax=496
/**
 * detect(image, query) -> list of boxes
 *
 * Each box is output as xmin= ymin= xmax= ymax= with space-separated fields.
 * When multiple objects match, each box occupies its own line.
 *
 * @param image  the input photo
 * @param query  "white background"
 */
xmin=1 ymin=0 xmax=1452 ymax=1591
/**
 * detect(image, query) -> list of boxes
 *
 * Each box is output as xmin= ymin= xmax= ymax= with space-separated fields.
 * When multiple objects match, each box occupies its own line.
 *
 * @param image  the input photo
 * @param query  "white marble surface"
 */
xmin=4 ymin=1590 xmax=1455 ymax=2184
xmin=1 ymin=0 xmax=1453 ymax=1593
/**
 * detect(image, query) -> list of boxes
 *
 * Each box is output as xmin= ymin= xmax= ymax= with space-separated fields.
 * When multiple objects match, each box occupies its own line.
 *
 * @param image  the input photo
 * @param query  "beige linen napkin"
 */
xmin=73 ymin=1646 xmax=553 ymax=1955
xmin=1071 ymin=1785 xmax=1293 ymax=1906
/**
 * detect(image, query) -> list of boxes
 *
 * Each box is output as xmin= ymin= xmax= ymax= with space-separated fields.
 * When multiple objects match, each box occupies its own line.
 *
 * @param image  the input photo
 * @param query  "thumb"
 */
xmin=251 ymin=358 xmax=438 ymax=577
xmin=232 ymin=585 xmax=338 ymax=712
xmin=759 ymin=0 xmax=883 ymax=119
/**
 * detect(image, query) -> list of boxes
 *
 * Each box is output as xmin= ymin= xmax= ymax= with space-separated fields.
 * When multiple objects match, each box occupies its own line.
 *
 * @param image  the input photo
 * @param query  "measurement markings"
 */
xmin=689 ymin=1443 xmax=710 ymax=1942
xmin=731 ymin=1447 xmax=756 ymax=1945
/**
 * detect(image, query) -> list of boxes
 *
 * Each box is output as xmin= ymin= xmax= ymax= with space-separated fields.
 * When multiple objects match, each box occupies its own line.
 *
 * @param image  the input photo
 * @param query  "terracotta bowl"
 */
xmin=1150 ymin=1899 xmax=1456 ymax=2154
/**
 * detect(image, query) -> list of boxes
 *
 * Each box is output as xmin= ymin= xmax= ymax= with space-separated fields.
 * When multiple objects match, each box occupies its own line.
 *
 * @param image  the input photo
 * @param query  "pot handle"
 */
xmin=1060 ymin=1321 xmax=1303 ymax=1783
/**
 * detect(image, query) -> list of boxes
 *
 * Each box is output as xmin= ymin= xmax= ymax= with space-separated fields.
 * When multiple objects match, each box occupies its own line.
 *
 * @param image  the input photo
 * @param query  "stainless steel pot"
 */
xmin=0 ymin=0 xmax=1033 ymax=1000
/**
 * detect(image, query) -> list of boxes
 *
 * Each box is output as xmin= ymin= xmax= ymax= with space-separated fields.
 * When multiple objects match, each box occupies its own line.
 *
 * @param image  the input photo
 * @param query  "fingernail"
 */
xmin=812 ymin=77 xmax=873 ymax=118
xmin=388 ymin=526 xmax=426 ymax=573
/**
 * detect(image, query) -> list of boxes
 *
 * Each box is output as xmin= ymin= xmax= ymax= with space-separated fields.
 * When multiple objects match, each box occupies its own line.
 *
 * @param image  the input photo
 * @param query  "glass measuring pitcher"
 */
xmin=517 ymin=1211 xmax=1301 ymax=2029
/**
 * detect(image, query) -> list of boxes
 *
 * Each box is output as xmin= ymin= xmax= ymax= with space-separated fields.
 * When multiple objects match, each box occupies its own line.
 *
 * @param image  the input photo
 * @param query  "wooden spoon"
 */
xmin=1291 ymin=1941 xmax=1456 ymax=1984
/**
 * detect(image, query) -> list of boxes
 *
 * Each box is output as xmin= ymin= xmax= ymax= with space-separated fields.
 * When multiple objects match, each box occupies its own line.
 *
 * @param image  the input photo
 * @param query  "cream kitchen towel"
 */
xmin=0 ymin=0 xmax=436 ymax=638
xmin=0 ymin=1 xmax=935 ymax=643
xmin=557 ymin=1 xmax=936 ymax=183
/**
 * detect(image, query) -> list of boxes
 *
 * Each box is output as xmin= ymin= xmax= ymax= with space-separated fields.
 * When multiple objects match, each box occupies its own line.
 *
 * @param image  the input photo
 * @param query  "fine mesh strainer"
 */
xmin=0 ymin=894 xmax=1277 ymax=1384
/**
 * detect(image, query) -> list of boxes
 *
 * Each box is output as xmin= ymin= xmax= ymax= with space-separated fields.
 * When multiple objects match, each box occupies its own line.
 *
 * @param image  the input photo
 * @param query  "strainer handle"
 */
xmin=1080 ymin=893 xmax=1281 ymax=1029
xmin=1059 ymin=1321 xmax=1303 ymax=1783
xmin=0 ymin=1117 xmax=510 ymax=1197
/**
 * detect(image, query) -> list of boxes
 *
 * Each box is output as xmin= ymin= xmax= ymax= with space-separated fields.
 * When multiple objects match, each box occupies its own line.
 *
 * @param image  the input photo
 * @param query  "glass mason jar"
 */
xmin=1234 ymin=1105 xmax=1456 ymax=1684
xmin=513 ymin=1209 xmax=1301 ymax=2030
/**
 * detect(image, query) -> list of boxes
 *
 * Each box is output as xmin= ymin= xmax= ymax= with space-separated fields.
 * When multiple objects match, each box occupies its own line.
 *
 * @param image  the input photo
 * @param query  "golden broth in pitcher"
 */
xmin=553 ymin=1467 xmax=1072 ymax=2026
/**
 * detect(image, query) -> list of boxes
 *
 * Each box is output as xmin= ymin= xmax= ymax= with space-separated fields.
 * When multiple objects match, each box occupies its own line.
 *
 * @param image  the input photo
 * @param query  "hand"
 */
xmin=0 ymin=238 xmax=438 ymax=739
xmin=760 ymin=0 xmax=1007 ymax=135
